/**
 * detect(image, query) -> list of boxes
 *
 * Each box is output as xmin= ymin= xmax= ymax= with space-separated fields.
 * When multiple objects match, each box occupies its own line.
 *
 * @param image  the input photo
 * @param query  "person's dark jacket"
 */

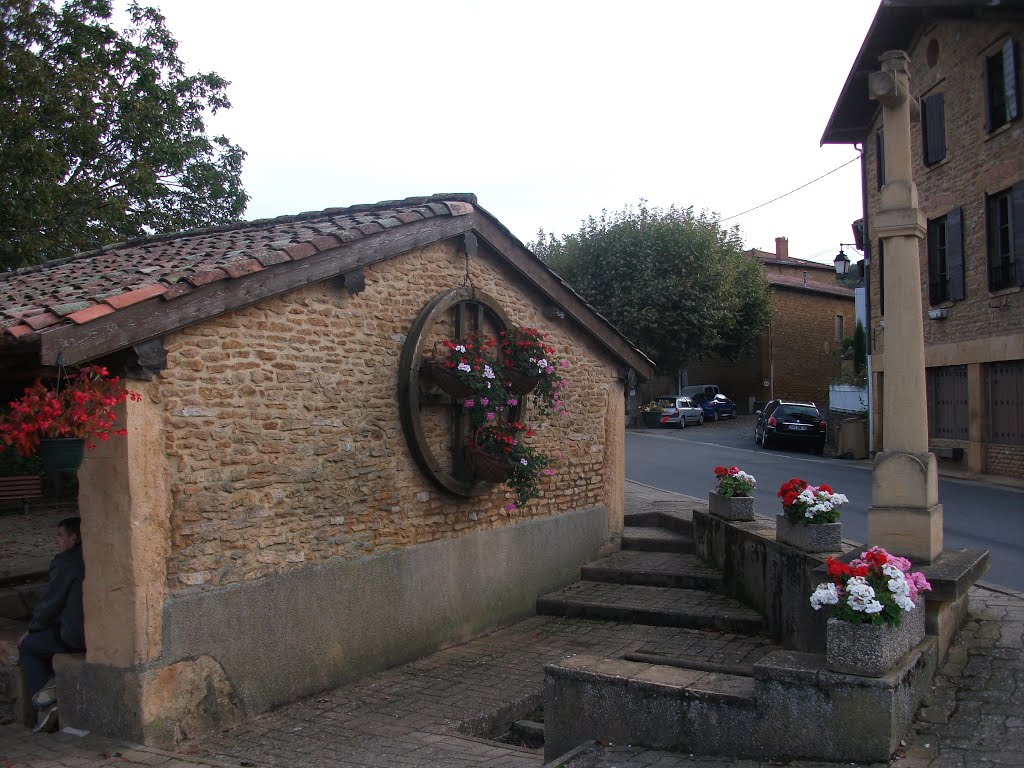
xmin=29 ymin=543 xmax=85 ymax=650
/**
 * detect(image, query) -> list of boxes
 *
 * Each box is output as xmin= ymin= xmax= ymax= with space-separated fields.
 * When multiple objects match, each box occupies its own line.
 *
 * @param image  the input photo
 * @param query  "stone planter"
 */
xmin=708 ymin=491 xmax=755 ymax=521
xmin=826 ymin=598 xmax=926 ymax=677
xmin=642 ymin=412 xmax=663 ymax=428
xmin=775 ymin=513 xmax=841 ymax=552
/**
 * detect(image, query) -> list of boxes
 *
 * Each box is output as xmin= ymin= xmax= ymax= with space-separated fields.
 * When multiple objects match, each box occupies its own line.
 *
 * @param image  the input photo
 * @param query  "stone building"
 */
xmin=823 ymin=1 xmax=1024 ymax=478
xmin=0 ymin=194 xmax=653 ymax=744
xmin=682 ymin=237 xmax=855 ymax=413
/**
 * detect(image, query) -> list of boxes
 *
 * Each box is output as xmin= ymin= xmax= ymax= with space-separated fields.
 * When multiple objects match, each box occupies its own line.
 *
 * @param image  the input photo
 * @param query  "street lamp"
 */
xmin=834 ymin=246 xmax=853 ymax=277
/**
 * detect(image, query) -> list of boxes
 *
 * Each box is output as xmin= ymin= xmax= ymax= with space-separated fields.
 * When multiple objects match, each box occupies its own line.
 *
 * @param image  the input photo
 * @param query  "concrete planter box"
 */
xmin=826 ymin=598 xmax=926 ymax=677
xmin=708 ymin=491 xmax=755 ymax=521
xmin=775 ymin=513 xmax=841 ymax=553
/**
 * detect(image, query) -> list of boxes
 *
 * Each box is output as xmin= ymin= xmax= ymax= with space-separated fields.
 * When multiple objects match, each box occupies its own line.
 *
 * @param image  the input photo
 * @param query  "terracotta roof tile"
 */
xmin=104 ymin=283 xmax=167 ymax=309
xmin=0 ymin=193 xmax=478 ymax=339
xmin=6 ymin=323 xmax=36 ymax=339
xmin=67 ymin=303 xmax=116 ymax=325
xmin=22 ymin=311 xmax=62 ymax=330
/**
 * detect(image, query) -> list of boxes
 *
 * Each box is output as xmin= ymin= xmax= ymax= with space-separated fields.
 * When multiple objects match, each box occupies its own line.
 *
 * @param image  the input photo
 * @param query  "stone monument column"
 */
xmin=867 ymin=51 xmax=943 ymax=563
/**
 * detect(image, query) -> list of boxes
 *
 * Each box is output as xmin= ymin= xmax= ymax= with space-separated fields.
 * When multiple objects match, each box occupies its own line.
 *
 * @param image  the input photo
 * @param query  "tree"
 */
xmin=532 ymin=202 xmax=771 ymax=372
xmin=852 ymin=319 xmax=867 ymax=376
xmin=0 ymin=0 xmax=248 ymax=270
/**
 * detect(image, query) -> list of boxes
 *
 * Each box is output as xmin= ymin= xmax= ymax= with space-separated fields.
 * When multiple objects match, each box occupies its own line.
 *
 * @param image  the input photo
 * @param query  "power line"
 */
xmin=720 ymin=155 xmax=861 ymax=223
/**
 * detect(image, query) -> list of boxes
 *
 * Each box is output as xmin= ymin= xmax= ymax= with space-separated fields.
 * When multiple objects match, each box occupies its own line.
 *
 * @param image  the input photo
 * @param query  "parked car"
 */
xmin=754 ymin=400 xmax=826 ymax=453
xmin=679 ymin=384 xmax=721 ymax=400
xmin=694 ymin=392 xmax=737 ymax=422
xmin=657 ymin=396 xmax=704 ymax=428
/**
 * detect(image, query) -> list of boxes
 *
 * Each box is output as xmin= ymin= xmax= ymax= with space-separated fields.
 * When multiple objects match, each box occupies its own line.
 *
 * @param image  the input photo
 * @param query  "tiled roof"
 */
xmin=768 ymin=273 xmax=856 ymax=298
xmin=748 ymin=248 xmax=834 ymax=271
xmin=0 ymin=194 xmax=477 ymax=341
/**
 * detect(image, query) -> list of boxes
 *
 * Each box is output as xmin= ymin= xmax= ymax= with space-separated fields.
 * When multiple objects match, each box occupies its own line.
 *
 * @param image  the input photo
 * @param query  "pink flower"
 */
xmin=560 ymin=360 xmax=567 ymax=368
xmin=542 ymin=469 xmax=556 ymax=476
xmin=463 ymin=399 xmax=475 ymax=408
xmin=546 ymin=366 xmax=554 ymax=374
xmin=486 ymin=412 xmax=496 ymax=421
xmin=507 ymin=398 xmax=518 ymax=406
xmin=479 ymin=397 xmax=489 ymax=406
xmin=504 ymin=503 xmax=517 ymax=512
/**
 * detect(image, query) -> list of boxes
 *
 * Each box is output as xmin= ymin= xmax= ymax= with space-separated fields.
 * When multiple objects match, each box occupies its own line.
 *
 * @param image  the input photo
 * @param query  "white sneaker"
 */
xmin=31 ymin=679 xmax=57 ymax=709
xmin=32 ymin=703 xmax=59 ymax=734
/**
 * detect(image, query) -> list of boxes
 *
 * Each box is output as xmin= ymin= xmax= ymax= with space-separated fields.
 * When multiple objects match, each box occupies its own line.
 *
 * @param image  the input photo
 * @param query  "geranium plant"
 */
xmin=0 ymin=365 xmax=142 ymax=455
xmin=433 ymin=335 xmax=508 ymax=423
xmin=469 ymin=421 xmax=556 ymax=510
xmin=777 ymin=477 xmax=848 ymax=524
xmin=498 ymin=326 xmax=569 ymax=415
xmin=811 ymin=546 xmax=932 ymax=626
xmin=713 ymin=465 xmax=756 ymax=497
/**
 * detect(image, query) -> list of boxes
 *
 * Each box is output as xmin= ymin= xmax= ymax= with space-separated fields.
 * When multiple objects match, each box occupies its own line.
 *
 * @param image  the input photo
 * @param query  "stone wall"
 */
xmin=864 ymin=17 xmax=1024 ymax=474
xmin=157 ymin=240 xmax=621 ymax=590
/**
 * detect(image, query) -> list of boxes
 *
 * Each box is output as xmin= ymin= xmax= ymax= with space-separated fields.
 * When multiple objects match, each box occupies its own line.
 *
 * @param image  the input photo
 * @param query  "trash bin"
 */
xmin=838 ymin=417 xmax=868 ymax=459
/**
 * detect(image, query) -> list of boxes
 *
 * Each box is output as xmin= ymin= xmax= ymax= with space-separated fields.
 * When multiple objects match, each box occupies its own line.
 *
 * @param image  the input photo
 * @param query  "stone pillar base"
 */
xmin=869 ymin=450 xmax=943 ymax=562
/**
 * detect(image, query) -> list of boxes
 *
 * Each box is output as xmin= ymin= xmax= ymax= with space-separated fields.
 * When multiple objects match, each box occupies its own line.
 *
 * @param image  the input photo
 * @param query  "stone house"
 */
xmin=681 ymin=237 xmax=855 ymax=413
xmin=0 ymin=194 xmax=654 ymax=744
xmin=823 ymin=1 xmax=1024 ymax=478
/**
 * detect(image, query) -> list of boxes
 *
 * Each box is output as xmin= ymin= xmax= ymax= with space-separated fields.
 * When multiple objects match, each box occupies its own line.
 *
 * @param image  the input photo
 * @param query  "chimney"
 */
xmin=775 ymin=236 xmax=789 ymax=260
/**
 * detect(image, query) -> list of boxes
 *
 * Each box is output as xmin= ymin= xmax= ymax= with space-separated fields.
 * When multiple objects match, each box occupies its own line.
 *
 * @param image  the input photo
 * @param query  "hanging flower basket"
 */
xmin=38 ymin=437 xmax=86 ymax=476
xmin=468 ymin=449 xmax=513 ymax=483
xmin=422 ymin=361 xmax=476 ymax=398
xmin=503 ymin=368 xmax=540 ymax=396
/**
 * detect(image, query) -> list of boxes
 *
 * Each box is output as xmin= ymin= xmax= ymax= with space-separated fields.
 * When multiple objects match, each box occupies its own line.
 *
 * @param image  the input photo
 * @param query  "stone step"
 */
xmin=536 ymin=581 xmax=766 ymax=635
xmin=581 ymin=550 xmax=723 ymax=591
xmin=623 ymin=509 xmax=693 ymax=536
xmin=621 ymin=527 xmax=694 ymax=554
xmin=622 ymin=627 xmax=781 ymax=678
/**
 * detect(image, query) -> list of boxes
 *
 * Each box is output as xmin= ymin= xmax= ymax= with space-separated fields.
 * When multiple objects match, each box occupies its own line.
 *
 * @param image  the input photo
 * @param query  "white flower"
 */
xmin=894 ymin=594 xmax=915 ymax=611
xmin=454 ymin=345 xmax=466 ymax=353
xmin=483 ymin=365 xmax=495 ymax=379
xmin=862 ymin=600 xmax=884 ymax=614
xmin=810 ymin=583 xmax=839 ymax=610
xmin=457 ymin=363 xmax=471 ymax=373
xmin=536 ymin=358 xmax=549 ymax=370
xmin=520 ymin=458 xmax=528 ymax=465
xmin=846 ymin=578 xmax=882 ymax=613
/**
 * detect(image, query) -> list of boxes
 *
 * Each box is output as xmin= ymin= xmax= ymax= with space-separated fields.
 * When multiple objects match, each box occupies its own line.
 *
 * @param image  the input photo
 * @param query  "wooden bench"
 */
xmin=0 ymin=475 xmax=43 ymax=513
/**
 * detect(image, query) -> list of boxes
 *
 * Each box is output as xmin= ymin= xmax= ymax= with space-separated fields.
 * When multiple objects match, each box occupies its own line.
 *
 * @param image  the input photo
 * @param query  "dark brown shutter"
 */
xmin=946 ymin=208 xmax=964 ymax=301
xmin=1013 ymin=181 xmax=1024 ymax=286
xmin=1004 ymin=39 xmax=1018 ymax=122
xmin=922 ymin=93 xmax=946 ymax=165
xmin=875 ymin=131 xmax=885 ymax=190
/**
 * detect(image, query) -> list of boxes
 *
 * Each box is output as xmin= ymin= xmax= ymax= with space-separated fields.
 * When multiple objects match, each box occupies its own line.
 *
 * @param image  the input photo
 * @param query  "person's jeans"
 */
xmin=19 ymin=627 xmax=78 ymax=705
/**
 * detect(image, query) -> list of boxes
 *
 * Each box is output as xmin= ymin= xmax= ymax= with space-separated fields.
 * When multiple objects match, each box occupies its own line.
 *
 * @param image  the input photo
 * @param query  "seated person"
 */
xmin=17 ymin=516 xmax=85 ymax=733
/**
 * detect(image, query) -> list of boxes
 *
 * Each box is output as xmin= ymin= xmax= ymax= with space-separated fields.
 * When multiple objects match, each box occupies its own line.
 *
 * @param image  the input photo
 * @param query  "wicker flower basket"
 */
xmin=503 ymin=367 xmax=539 ymax=396
xmin=469 ymin=450 xmax=513 ymax=483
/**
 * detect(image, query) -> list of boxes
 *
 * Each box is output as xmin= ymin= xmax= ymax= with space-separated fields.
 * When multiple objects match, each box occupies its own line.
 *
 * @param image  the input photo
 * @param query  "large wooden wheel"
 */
xmin=398 ymin=287 xmax=522 ymax=496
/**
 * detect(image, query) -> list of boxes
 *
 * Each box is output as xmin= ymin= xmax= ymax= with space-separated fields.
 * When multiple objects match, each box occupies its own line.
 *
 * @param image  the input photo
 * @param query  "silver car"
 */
xmin=658 ymin=396 xmax=705 ymax=428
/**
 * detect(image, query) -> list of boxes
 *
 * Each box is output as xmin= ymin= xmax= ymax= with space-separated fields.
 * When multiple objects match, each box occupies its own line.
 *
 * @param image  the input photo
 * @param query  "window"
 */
xmin=927 ymin=209 xmax=964 ymax=305
xmin=985 ymin=39 xmax=1019 ymax=132
xmin=988 ymin=361 xmax=1024 ymax=444
xmin=835 ymin=315 xmax=844 ymax=342
xmin=921 ymin=92 xmax=946 ymax=165
xmin=875 ymin=130 xmax=885 ymax=190
xmin=926 ymin=366 xmax=968 ymax=440
xmin=986 ymin=182 xmax=1024 ymax=291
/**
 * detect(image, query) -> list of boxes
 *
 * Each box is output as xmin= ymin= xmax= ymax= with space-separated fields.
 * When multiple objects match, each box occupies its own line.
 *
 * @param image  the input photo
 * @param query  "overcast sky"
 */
xmin=134 ymin=1 xmax=881 ymax=266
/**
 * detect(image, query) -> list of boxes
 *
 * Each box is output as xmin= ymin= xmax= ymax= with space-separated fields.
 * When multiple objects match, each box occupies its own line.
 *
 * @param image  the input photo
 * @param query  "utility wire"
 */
xmin=720 ymin=155 xmax=861 ymax=223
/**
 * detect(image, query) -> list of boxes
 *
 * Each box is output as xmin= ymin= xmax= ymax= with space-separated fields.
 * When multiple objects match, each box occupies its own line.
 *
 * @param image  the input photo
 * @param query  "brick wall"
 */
xmin=864 ymin=17 xmax=1024 ymax=474
xmin=157 ymin=240 xmax=620 ymax=590
xmin=769 ymin=287 xmax=855 ymax=408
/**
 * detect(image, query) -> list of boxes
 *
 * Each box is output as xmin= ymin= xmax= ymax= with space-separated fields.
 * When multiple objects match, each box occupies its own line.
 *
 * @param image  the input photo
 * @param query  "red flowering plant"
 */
xmin=810 ymin=546 xmax=932 ymax=626
xmin=469 ymin=420 xmax=555 ymax=510
xmin=432 ymin=334 xmax=509 ymax=426
xmin=713 ymin=465 xmax=756 ymax=497
xmin=0 ymin=365 xmax=142 ymax=455
xmin=497 ymin=326 xmax=569 ymax=415
xmin=777 ymin=477 xmax=848 ymax=524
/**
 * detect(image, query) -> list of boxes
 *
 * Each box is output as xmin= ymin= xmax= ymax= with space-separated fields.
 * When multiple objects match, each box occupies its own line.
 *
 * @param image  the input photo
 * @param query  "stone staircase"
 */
xmin=539 ymin=503 xmax=939 ymax=764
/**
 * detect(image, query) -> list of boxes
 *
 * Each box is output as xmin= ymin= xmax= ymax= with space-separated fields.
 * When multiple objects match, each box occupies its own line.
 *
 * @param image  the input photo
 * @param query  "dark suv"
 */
xmin=754 ymin=400 xmax=826 ymax=454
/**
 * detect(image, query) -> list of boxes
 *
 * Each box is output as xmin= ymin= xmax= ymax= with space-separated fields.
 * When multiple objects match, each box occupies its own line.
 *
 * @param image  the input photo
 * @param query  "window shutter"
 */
xmin=1004 ymin=39 xmax=1019 ymax=122
xmin=875 ymin=131 xmax=885 ymax=189
xmin=922 ymin=93 xmax=946 ymax=165
xmin=1013 ymin=181 xmax=1024 ymax=286
xmin=984 ymin=54 xmax=993 ymax=132
xmin=878 ymin=239 xmax=885 ymax=315
xmin=947 ymin=207 xmax=965 ymax=301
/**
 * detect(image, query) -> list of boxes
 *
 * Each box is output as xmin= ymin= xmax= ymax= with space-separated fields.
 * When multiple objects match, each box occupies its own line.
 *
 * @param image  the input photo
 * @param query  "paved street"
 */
xmin=626 ymin=416 xmax=1024 ymax=591
xmin=2 ymin=483 xmax=1022 ymax=767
